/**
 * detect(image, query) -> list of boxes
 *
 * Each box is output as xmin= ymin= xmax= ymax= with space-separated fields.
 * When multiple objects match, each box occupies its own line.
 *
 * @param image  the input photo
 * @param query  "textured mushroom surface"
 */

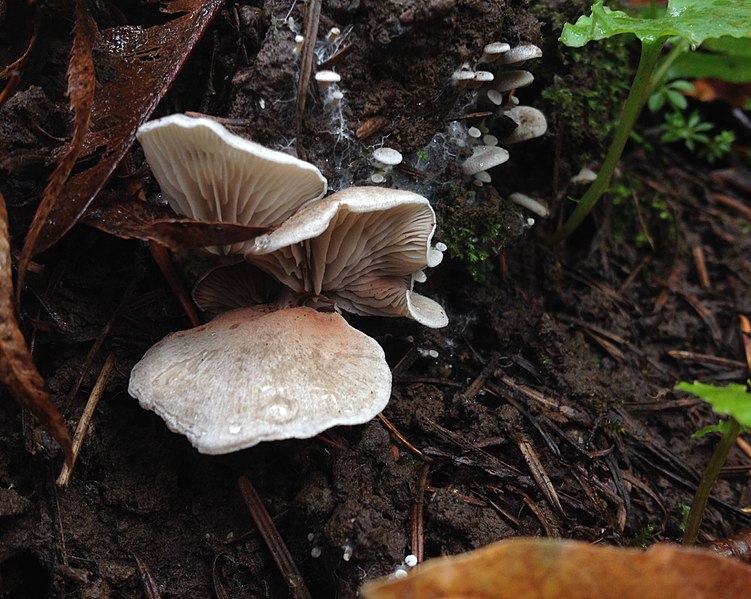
xmin=128 ymin=307 xmax=392 ymax=454
xmin=137 ymin=114 xmax=327 ymax=254
xmin=246 ymin=187 xmax=448 ymax=327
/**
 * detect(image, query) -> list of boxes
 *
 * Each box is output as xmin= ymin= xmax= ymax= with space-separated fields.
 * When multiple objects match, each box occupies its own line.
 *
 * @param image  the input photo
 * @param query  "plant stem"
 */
xmin=682 ymin=418 xmax=743 ymax=546
xmin=547 ymin=40 xmax=664 ymax=245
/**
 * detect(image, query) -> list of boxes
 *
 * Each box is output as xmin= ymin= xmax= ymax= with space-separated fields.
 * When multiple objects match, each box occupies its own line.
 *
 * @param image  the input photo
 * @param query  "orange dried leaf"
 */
xmin=362 ymin=537 xmax=751 ymax=599
xmin=0 ymin=193 xmax=73 ymax=464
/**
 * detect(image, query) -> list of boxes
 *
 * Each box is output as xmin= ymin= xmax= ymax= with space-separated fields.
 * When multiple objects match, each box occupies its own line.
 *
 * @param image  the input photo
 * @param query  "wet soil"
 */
xmin=2 ymin=1 xmax=751 ymax=598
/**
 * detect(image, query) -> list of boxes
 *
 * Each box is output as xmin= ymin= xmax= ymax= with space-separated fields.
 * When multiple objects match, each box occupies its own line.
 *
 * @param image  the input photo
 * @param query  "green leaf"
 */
xmin=676 ymin=382 xmax=751 ymax=427
xmin=669 ymin=37 xmax=751 ymax=83
xmin=648 ymin=92 xmax=666 ymax=112
xmin=665 ymin=89 xmax=687 ymax=110
xmin=561 ymin=1 xmax=751 ymax=49
xmin=692 ymin=421 xmax=732 ymax=439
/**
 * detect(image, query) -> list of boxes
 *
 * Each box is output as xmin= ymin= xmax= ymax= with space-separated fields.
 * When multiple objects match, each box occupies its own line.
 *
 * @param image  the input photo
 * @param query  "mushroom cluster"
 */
xmin=129 ymin=115 xmax=447 ymax=454
xmin=452 ymin=42 xmax=547 ymax=189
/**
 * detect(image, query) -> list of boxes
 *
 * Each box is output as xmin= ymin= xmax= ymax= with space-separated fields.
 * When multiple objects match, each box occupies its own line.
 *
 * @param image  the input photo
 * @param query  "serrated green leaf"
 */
xmin=676 ymin=382 xmax=751 ymax=427
xmin=561 ymin=0 xmax=751 ymax=49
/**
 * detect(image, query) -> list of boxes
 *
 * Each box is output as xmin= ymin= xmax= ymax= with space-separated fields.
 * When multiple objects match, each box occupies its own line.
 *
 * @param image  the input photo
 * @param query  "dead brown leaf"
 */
xmin=0 ymin=192 xmax=73 ymax=464
xmin=362 ymin=537 xmax=751 ymax=599
xmin=81 ymin=192 xmax=270 ymax=250
xmin=16 ymin=0 xmax=96 ymax=299
xmin=17 ymin=0 xmax=223 ymax=270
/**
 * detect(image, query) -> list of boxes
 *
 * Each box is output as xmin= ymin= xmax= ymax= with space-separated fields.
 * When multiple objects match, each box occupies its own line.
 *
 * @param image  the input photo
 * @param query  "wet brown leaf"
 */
xmin=0 ymin=192 xmax=73 ymax=464
xmin=17 ymin=0 xmax=223 ymax=263
xmin=362 ymin=537 xmax=751 ymax=599
xmin=81 ymin=193 xmax=270 ymax=250
xmin=16 ymin=0 xmax=96 ymax=295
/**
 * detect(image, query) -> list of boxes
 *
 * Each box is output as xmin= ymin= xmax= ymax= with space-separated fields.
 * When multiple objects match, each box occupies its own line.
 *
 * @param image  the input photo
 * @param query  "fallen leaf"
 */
xmin=81 ymin=192 xmax=270 ymax=250
xmin=17 ymin=0 xmax=223 ymax=264
xmin=362 ymin=537 xmax=751 ymax=599
xmin=0 ymin=192 xmax=73 ymax=464
xmin=16 ymin=0 xmax=96 ymax=297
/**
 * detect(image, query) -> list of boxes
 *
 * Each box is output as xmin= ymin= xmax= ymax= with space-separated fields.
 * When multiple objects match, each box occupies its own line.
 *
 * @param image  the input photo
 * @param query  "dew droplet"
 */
xmin=229 ymin=424 xmax=242 ymax=434
xmin=263 ymin=397 xmax=298 ymax=424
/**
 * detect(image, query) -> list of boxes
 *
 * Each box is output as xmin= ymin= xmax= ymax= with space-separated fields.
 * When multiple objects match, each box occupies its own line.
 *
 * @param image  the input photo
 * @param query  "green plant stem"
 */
xmin=682 ymin=418 xmax=743 ymax=546
xmin=547 ymin=40 xmax=664 ymax=245
xmin=646 ymin=38 xmax=690 ymax=98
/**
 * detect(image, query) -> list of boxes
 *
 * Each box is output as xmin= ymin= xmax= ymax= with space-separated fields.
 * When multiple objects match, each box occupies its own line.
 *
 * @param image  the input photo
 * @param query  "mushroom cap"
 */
xmin=461 ymin=145 xmax=510 ymax=176
xmin=372 ymin=147 xmax=403 ymax=167
xmin=246 ymin=187 xmax=448 ymax=327
xmin=498 ymin=106 xmax=548 ymax=144
xmin=479 ymin=42 xmax=511 ymax=63
xmin=494 ymin=70 xmax=534 ymax=93
xmin=315 ymin=70 xmax=341 ymax=84
xmin=499 ymin=43 xmax=542 ymax=65
xmin=128 ymin=307 xmax=392 ymax=454
xmin=136 ymin=114 xmax=327 ymax=254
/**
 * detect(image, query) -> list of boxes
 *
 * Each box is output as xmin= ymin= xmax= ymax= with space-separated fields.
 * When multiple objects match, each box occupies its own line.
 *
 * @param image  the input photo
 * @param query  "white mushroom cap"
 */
xmin=461 ymin=145 xmax=510 ymax=176
xmin=498 ymin=106 xmax=548 ymax=144
xmin=137 ymin=114 xmax=327 ymax=255
xmin=494 ymin=70 xmax=534 ymax=93
xmin=508 ymin=192 xmax=550 ymax=217
xmin=470 ymin=70 xmax=494 ymax=88
xmin=451 ymin=69 xmax=475 ymax=87
xmin=372 ymin=147 xmax=403 ymax=168
xmin=499 ymin=43 xmax=543 ymax=65
xmin=479 ymin=42 xmax=511 ymax=64
xmin=128 ymin=306 xmax=392 ymax=454
xmin=246 ymin=187 xmax=448 ymax=327
xmin=315 ymin=70 xmax=341 ymax=89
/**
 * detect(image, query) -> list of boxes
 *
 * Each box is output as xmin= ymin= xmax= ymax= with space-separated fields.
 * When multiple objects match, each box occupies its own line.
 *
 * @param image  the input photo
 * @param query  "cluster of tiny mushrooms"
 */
xmin=129 ymin=39 xmax=545 ymax=455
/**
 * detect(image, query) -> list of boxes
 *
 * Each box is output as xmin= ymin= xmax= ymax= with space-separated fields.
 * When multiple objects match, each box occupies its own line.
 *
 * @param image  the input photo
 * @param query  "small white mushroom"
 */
xmin=451 ymin=68 xmax=475 ymax=87
xmin=508 ymin=192 xmax=550 ymax=217
xmin=247 ymin=187 xmax=448 ymax=328
xmin=128 ymin=306 xmax=392 ymax=454
xmin=372 ymin=147 xmax=403 ymax=169
xmin=498 ymin=106 xmax=547 ymax=144
xmin=325 ymin=27 xmax=341 ymax=43
xmin=461 ymin=145 xmax=510 ymax=176
xmin=469 ymin=70 xmax=494 ymax=89
xmin=294 ymin=34 xmax=305 ymax=54
xmin=499 ymin=43 xmax=542 ymax=65
xmin=478 ymin=42 xmax=511 ymax=64
xmin=486 ymin=89 xmax=504 ymax=106
xmin=467 ymin=126 xmax=482 ymax=139
xmin=315 ymin=70 xmax=341 ymax=90
xmin=571 ymin=167 xmax=598 ymax=185
xmin=494 ymin=70 xmax=534 ymax=93
xmin=136 ymin=115 xmax=327 ymax=255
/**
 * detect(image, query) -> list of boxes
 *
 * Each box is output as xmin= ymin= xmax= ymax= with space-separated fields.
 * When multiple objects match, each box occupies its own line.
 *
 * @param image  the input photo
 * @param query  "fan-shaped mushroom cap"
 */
xmin=494 ymin=70 xmax=534 ymax=93
xmin=499 ymin=43 xmax=542 ymax=65
xmin=461 ymin=145 xmax=510 ymax=176
xmin=498 ymin=106 xmax=548 ymax=144
xmin=136 ymin=114 xmax=327 ymax=254
xmin=192 ymin=262 xmax=284 ymax=318
xmin=128 ymin=307 xmax=392 ymax=454
xmin=246 ymin=187 xmax=448 ymax=328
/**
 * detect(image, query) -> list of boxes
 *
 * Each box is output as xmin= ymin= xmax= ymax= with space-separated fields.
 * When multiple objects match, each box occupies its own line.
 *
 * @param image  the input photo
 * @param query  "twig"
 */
xmin=57 ymin=353 xmax=115 ymax=487
xmin=378 ymin=413 xmax=430 ymax=462
xmin=295 ymin=0 xmax=322 ymax=159
xmin=238 ymin=476 xmax=312 ymax=599
xmin=149 ymin=242 xmax=200 ymax=327
xmin=411 ymin=464 xmax=429 ymax=563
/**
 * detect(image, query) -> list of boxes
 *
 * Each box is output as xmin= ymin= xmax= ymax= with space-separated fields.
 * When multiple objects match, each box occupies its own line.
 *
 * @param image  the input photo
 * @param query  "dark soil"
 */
xmin=2 ymin=2 xmax=751 ymax=598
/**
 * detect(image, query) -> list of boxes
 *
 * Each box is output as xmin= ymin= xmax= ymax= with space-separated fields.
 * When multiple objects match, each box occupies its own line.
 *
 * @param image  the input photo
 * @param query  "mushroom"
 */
xmin=494 ymin=70 xmax=535 ymax=93
xmin=499 ymin=43 xmax=542 ymax=65
xmin=136 ymin=114 xmax=327 ymax=254
xmin=461 ymin=145 xmax=510 ymax=176
xmin=246 ymin=187 xmax=448 ymax=328
xmin=478 ymin=42 xmax=511 ymax=64
xmin=509 ymin=192 xmax=550 ymax=217
xmin=315 ymin=70 xmax=341 ymax=90
xmin=128 ymin=306 xmax=393 ymax=454
xmin=372 ymin=147 xmax=403 ymax=169
xmin=498 ymin=106 xmax=548 ymax=144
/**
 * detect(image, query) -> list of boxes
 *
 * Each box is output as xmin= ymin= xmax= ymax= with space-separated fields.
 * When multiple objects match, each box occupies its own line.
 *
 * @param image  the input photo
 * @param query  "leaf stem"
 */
xmin=682 ymin=418 xmax=743 ymax=546
xmin=547 ymin=40 xmax=664 ymax=245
